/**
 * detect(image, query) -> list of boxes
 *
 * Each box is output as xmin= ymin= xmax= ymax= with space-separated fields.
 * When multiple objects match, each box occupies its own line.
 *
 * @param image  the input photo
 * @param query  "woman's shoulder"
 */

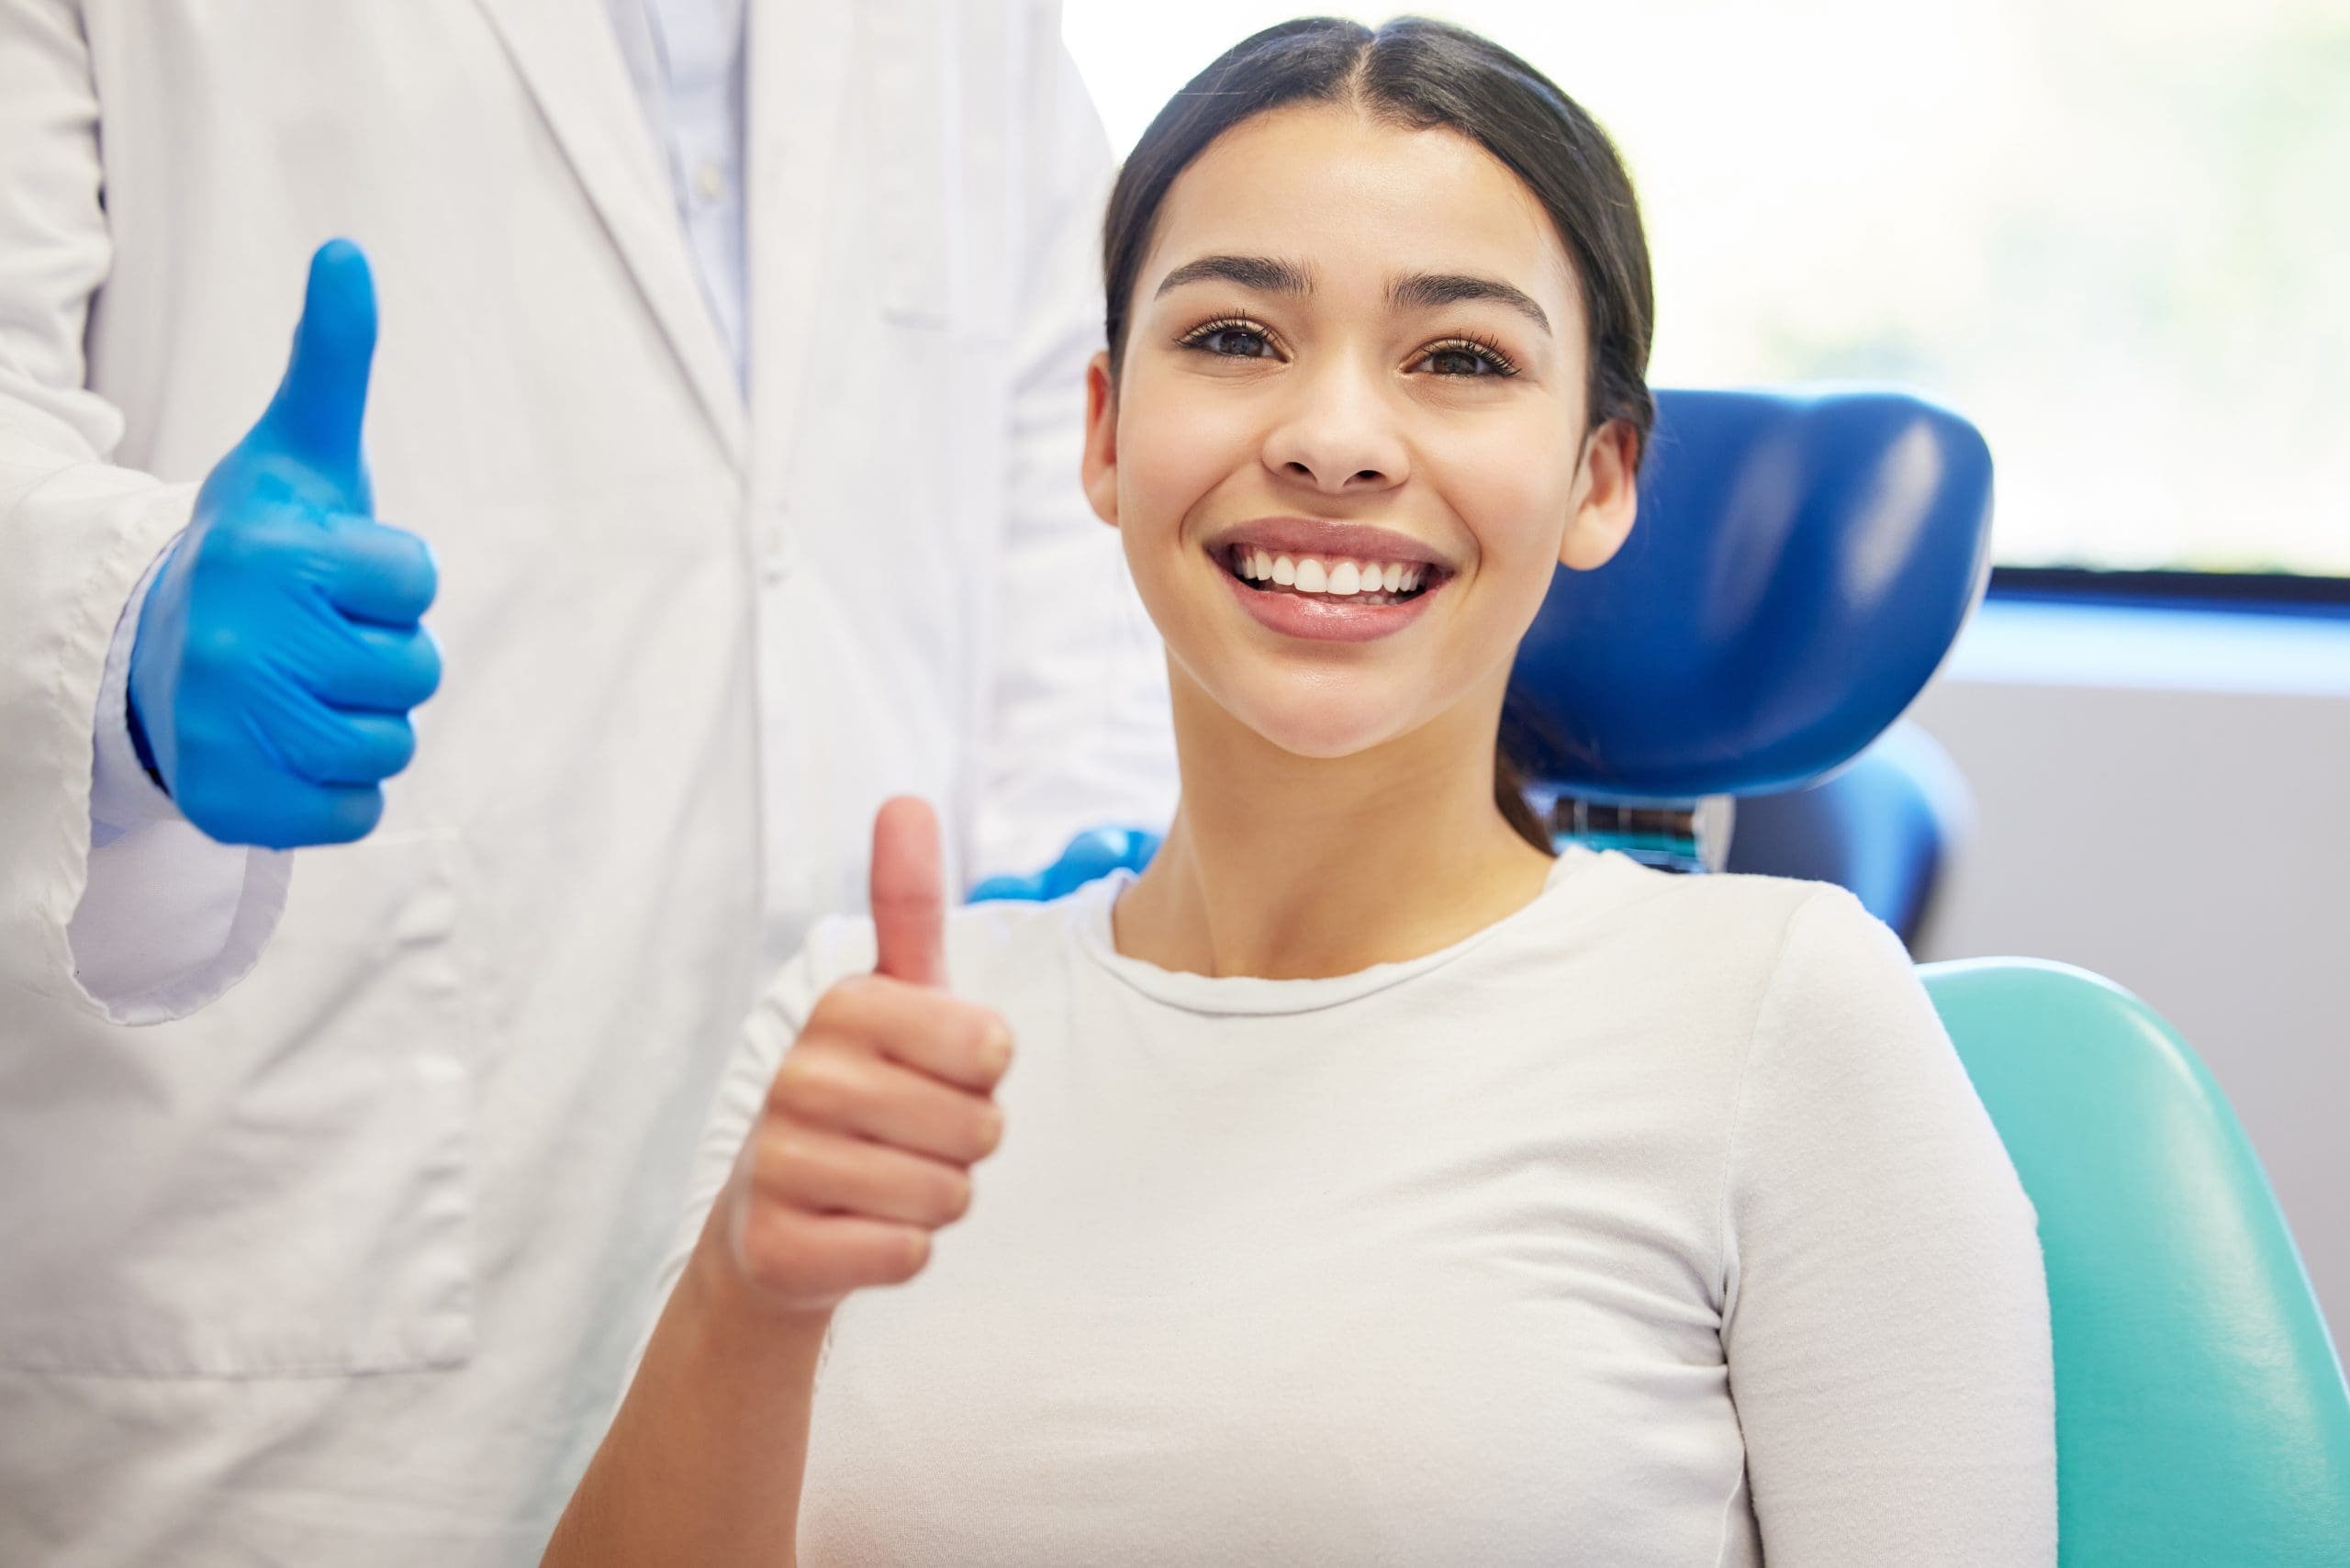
xmin=1537 ymin=848 xmax=1892 ymax=966
xmin=1604 ymin=864 xmax=1951 ymax=1078
xmin=1502 ymin=854 xmax=1927 ymax=1060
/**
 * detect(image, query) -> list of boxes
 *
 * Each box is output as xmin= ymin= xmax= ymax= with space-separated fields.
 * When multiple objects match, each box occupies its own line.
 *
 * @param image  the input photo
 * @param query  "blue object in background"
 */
xmin=1725 ymin=720 xmax=1972 ymax=949
xmin=1510 ymin=386 xmax=1993 ymax=801
xmin=128 ymin=240 xmax=442 ymax=849
xmin=968 ymin=825 xmax=1160 ymax=903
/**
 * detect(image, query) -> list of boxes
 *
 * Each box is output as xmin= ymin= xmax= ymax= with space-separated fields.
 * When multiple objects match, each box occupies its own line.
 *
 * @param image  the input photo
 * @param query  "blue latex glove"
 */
xmin=967 ymin=826 xmax=1162 ymax=903
xmin=127 ymin=241 xmax=441 ymax=849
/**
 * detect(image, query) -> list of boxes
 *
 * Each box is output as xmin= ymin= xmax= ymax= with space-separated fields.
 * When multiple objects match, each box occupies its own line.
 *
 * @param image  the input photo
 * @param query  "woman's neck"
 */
xmin=1113 ymin=671 xmax=1557 ymax=979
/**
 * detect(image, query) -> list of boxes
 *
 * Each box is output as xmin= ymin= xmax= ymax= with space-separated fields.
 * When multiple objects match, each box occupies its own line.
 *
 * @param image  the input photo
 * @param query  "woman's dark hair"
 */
xmin=1100 ymin=16 xmax=1656 ymax=853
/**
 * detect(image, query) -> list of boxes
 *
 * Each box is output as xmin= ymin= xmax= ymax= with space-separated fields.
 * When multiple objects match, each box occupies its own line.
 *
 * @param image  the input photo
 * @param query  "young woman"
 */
xmin=547 ymin=17 xmax=2055 ymax=1566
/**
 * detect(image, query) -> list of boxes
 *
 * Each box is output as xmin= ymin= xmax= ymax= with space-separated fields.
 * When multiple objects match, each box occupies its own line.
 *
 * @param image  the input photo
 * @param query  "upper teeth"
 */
xmin=1237 ymin=549 xmax=1425 ymax=596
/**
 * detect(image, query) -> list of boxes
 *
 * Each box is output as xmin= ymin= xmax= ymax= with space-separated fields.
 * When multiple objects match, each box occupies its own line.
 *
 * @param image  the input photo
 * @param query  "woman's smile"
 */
xmin=1205 ymin=514 xmax=1453 ymax=642
xmin=1214 ymin=544 xmax=1448 ymax=642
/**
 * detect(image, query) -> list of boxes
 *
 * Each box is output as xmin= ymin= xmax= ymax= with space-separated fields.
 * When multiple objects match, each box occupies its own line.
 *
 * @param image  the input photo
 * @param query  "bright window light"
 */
xmin=1065 ymin=2 xmax=2350 ymax=576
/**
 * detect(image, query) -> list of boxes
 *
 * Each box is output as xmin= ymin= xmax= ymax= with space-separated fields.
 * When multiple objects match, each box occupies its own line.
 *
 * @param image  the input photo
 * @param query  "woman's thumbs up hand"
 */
xmin=715 ymin=798 xmax=1013 ymax=1323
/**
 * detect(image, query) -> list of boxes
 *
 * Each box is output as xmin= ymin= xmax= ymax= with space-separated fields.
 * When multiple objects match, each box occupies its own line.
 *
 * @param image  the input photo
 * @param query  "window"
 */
xmin=1066 ymin=1 xmax=2350 ymax=576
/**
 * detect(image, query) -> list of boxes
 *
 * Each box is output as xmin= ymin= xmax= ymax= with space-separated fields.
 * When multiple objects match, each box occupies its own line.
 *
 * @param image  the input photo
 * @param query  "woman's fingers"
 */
xmin=719 ymin=838 xmax=1016 ymax=1316
xmin=729 ymin=1021 xmax=996 ymax=1312
xmin=811 ymin=973 xmax=1013 ymax=1093
xmin=767 ymin=1039 xmax=1002 ymax=1165
xmin=747 ymin=1123 xmax=975 ymax=1229
xmin=732 ymin=1204 xmax=933 ymax=1302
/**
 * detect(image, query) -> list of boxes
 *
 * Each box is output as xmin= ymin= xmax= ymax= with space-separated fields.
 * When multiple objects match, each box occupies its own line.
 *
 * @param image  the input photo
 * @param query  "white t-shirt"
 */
xmin=661 ymin=847 xmax=2057 ymax=1566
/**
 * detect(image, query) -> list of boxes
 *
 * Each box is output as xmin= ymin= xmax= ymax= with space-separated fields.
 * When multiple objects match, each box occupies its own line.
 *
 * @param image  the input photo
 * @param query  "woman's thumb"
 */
xmin=869 ymin=797 xmax=947 ymax=987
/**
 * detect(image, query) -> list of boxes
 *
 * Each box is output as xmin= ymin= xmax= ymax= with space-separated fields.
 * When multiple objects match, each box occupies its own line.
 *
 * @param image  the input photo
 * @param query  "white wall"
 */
xmin=1909 ymin=601 xmax=2350 ymax=1358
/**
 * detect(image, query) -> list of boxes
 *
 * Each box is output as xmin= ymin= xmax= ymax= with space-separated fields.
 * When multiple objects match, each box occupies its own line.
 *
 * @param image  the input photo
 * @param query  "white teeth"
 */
xmin=1231 ymin=547 xmax=1436 ymax=599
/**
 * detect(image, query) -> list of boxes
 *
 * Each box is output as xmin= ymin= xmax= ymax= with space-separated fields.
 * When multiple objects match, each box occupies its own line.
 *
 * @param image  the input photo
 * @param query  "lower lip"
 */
xmin=1217 ymin=558 xmax=1443 ymax=643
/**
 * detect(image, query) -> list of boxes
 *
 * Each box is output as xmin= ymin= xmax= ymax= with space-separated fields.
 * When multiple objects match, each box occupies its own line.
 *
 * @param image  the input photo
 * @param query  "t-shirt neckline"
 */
xmin=1067 ymin=844 xmax=1604 ymax=1017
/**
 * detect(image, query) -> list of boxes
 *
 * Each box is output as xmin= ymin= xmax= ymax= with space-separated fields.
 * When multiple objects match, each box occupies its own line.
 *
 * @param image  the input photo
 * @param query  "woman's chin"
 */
xmin=1229 ymin=693 xmax=1420 ymax=763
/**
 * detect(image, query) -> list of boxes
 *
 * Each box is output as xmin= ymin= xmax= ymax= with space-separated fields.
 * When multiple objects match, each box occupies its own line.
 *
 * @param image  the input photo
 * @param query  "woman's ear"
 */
xmin=1559 ymin=418 xmax=1639 ymax=571
xmin=1081 ymin=352 xmax=1120 ymax=530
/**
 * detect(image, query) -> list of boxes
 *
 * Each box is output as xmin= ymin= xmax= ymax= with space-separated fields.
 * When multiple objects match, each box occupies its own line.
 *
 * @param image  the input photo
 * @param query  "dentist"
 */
xmin=0 ymin=3 xmax=1170 ymax=1564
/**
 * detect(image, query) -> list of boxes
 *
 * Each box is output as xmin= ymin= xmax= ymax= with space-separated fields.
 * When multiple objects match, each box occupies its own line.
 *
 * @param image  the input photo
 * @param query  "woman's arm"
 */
xmin=546 ymin=1202 xmax=840 ymax=1567
xmin=544 ymin=800 xmax=1013 ymax=1566
xmin=544 ymin=1209 xmax=832 ymax=1567
xmin=1722 ymin=890 xmax=2057 ymax=1566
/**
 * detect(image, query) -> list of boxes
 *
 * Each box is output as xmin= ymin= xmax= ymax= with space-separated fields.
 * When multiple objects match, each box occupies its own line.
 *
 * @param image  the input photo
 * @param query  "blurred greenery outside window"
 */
xmin=1066 ymin=0 xmax=2350 ymax=578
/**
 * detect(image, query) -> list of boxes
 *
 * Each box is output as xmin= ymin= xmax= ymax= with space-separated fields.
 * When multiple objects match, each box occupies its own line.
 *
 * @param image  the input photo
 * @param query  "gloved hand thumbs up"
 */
xmin=126 ymin=239 xmax=442 ymax=849
xmin=253 ymin=239 xmax=378 ymax=512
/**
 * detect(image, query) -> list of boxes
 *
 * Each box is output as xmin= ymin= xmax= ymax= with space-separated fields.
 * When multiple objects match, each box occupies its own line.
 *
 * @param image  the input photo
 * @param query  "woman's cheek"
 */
xmin=1438 ymin=489 xmax=1578 ymax=669
xmin=1445 ymin=423 xmax=1579 ymax=577
xmin=1107 ymin=421 xmax=1212 ymax=631
xmin=1124 ymin=386 xmax=1259 ymax=517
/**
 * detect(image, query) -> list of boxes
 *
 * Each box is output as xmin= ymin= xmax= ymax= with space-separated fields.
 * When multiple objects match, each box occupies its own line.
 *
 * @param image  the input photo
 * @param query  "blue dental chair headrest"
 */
xmin=1508 ymin=387 xmax=1994 ymax=801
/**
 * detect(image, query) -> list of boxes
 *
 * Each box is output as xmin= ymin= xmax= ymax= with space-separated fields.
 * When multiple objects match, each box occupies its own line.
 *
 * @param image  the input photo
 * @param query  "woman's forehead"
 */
xmin=1140 ymin=103 xmax=1580 ymax=319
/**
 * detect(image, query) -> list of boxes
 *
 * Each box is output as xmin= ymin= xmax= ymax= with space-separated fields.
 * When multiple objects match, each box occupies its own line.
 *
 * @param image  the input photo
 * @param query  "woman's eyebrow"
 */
xmin=1389 ymin=273 xmax=1551 ymax=335
xmin=1153 ymin=254 xmax=1314 ymax=298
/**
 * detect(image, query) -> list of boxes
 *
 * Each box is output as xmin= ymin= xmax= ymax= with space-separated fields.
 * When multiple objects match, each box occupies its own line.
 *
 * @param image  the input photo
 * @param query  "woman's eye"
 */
xmin=1184 ymin=323 xmax=1277 ymax=359
xmin=1417 ymin=341 xmax=1516 ymax=377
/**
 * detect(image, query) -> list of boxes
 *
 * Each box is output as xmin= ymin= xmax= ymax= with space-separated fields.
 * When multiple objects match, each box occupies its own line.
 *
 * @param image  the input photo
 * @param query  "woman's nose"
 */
xmin=1260 ymin=364 xmax=1409 ymax=495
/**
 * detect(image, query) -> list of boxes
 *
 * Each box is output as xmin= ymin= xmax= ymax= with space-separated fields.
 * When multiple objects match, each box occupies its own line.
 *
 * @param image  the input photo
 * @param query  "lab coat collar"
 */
xmin=472 ymin=0 xmax=750 ymax=470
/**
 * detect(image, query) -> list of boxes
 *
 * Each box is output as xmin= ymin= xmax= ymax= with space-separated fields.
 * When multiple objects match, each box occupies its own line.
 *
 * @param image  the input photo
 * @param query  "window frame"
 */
xmin=1988 ymin=566 xmax=2350 ymax=619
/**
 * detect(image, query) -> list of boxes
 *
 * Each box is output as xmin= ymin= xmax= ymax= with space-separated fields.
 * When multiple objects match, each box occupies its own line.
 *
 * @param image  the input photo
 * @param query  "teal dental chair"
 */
xmin=1507 ymin=386 xmax=2350 ymax=1564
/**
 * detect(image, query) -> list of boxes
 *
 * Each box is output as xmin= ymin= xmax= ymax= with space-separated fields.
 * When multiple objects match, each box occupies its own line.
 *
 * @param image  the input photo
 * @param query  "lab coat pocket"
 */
xmin=0 ymin=831 xmax=477 ymax=1378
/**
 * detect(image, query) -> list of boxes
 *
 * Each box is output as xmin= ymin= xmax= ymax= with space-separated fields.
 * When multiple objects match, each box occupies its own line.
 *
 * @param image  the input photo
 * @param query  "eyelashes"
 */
xmin=1176 ymin=316 xmax=1281 ymax=360
xmin=1172 ymin=314 xmax=1522 ymax=378
xmin=1420 ymin=332 xmax=1520 ymax=378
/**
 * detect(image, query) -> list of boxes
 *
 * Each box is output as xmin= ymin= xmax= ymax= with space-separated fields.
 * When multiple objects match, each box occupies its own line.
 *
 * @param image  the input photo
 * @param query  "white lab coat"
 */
xmin=0 ymin=2 xmax=1173 ymax=1562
